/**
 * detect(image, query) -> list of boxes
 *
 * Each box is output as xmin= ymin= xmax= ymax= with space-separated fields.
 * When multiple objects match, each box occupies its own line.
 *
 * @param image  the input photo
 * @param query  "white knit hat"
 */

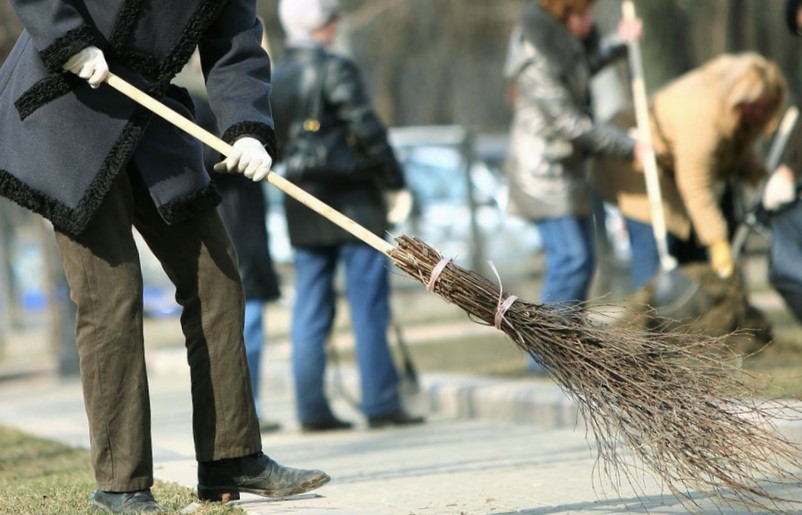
xmin=278 ymin=0 xmax=340 ymax=40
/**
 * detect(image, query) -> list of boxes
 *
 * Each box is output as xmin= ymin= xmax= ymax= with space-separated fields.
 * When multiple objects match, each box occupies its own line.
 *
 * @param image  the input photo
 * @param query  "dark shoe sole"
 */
xmin=197 ymin=472 xmax=331 ymax=502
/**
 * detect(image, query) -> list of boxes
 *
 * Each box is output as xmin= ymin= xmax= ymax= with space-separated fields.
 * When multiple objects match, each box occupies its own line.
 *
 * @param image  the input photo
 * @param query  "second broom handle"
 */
xmin=621 ymin=0 xmax=677 ymax=271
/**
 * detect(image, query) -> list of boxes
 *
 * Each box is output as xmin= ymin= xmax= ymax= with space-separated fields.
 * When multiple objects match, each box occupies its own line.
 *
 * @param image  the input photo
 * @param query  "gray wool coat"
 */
xmin=503 ymin=2 xmax=634 ymax=221
xmin=0 ymin=0 xmax=276 ymax=236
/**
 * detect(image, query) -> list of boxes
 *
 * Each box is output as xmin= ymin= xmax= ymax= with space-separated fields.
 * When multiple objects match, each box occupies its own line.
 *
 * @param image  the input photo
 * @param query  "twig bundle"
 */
xmin=389 ymin=235 xmax=802 ymax=512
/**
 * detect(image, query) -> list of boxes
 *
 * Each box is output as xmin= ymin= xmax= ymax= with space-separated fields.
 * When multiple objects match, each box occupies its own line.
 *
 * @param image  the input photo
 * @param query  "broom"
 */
xmin=104 ymin=73 xmax=802 ymax=512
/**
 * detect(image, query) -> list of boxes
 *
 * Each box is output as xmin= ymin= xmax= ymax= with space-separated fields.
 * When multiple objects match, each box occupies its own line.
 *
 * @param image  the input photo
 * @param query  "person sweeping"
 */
xmin=49 ymin=2 xmax=802 ymax=513
xmin=0 ymin=1 xmax=329 ymax=512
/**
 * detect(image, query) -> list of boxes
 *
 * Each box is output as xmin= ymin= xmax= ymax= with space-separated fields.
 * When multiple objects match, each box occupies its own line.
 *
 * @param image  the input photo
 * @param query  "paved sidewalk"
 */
xmin=2 ymin=252 xmax=802 ymax=513
xmin=2 ymin=344 xmax=802 ymax=515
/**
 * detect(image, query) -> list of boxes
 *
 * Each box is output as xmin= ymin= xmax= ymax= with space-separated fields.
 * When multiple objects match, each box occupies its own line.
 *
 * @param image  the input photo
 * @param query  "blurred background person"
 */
xmin=271 ymin=0 xmax=424 ymax=432
xmin=594 ymin=52 xmax=786 ymax=290
xmin=503 ymin=0 xmax=642 ymax=372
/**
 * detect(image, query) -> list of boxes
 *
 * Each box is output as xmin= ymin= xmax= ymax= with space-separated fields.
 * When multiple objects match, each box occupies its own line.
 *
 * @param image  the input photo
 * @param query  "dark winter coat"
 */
xmin=270 ymin=44 xmax=404 ymax=248
xmin=0 ymin=0 xmax=276 ymax=236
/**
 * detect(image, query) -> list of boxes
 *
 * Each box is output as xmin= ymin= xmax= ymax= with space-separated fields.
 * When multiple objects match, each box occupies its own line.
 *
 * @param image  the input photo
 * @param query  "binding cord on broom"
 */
xmin=489 ymin=261 xmax=518 ymax=330
xmin=426 ymin=257 xmax=451 ymax=293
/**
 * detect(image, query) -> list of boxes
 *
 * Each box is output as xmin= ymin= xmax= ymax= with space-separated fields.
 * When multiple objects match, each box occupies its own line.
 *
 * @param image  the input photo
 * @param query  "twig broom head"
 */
xmin=389 ymin=235 xmax=802 ymax=513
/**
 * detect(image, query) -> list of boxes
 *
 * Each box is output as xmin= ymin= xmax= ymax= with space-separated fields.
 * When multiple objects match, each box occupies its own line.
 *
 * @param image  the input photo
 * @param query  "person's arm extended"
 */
xmin=521 ymin=52 xmax=635 ymax=160
xmin=672 ymin=121 xmax=735 ymax=276
xmin=672 ymin=120 xmax=728 ymax=246
xmin=199 ymin=0 xmax=276 ymax=159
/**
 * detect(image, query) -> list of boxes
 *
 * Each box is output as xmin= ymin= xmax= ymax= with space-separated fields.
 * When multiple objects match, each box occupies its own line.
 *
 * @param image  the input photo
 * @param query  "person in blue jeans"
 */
xmin=291 ymin=243 xmax=404 ymax=428
xmin=503 ymin=0 xmax=643 ymax=371
xmin=536 ymin=217 xmax=595 ymax=305
xmin=271 ymin=0 xmax=423 ymax=431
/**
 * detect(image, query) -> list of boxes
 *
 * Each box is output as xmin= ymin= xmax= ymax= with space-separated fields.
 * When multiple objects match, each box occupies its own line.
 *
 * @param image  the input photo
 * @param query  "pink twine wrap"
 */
xmin=426 ymin=258 xmax=451 ymax=292
xmin=494 ymin=294 xmax=519 ymax=330
xmin=487 ymin=260 xmax=519 ymax=329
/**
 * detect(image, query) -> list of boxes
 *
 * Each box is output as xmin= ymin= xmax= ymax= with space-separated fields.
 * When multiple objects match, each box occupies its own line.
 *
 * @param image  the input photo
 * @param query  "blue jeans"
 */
xmin=291 ymin=242 xmax=400 ymax=423
xmin=531 ymin=216 xmax=594 ymax=372
xmin=769 ymin=201 xmax=802 ymax=323
xmin=535 ymin=216 xmax=595 ymax=305
xmin=624 ymin=217 xmax=661 ymax=292
xmin=625 ymin=217 xmax=694 ymax=292
xmin=243 ymin=300 xmax=265 ymax=418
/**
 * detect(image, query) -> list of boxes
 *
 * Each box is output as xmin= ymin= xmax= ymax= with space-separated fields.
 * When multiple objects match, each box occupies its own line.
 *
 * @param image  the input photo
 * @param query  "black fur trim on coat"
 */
xmin=222 ymin=122 xmax=278 ymax=161
xmin=39 ymin=25 xmax=96 ymax=74
xmin=109 ymin=0 xmax=226 ymax=91
xmin=158 ymin=182 xmax=221 ymax=224
xmin=157 ymin=1 xmax=226 ymax=86
xmin=109 ymin=0 xmax=143 ymax=49
xmin=14 ymin=74 xmax=81 ymax=121
xmin=0 ymin=110 xmax=148 ymax=237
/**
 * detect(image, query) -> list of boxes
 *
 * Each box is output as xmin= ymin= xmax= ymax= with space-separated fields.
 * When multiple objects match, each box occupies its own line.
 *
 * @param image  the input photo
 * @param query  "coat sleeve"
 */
xmin=326 ymin=56 xmax=405 ymax=190
xmin=9 ymin=0 xmax=97 ymax=73
xmin=671 ymin=113 xmax=729 ymax=246
xmin=521 ymin=52 xmax=635 ymax=160
xmin=584 ymin=26 xmax=628 ymax=75
xmin=198 ymin=0 xmax=276 ymax=160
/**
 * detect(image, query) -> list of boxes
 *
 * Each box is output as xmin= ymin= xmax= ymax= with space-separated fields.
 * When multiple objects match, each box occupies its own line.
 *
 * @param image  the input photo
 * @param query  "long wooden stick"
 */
xmin=105 ymin=72 xmax=394 ymax=256
xmin=621 ymin=0 xmax=677 ymax=272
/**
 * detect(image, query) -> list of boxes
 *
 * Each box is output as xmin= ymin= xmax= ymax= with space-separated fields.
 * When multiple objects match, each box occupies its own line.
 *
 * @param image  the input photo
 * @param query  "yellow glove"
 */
xmin=708 ymin=239 xmax=734 ymax=278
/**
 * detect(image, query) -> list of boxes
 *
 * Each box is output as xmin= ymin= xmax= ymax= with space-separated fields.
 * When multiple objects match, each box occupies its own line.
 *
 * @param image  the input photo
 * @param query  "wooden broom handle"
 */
xmin=621 ymin=1 xmax=677 ymax=271
xmin=105 ymin=73 xmax=394 ymax=256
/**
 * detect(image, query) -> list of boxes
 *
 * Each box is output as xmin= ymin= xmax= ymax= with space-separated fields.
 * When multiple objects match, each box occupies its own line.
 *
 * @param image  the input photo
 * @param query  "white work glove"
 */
xmin=386 ymin=188 xmax=413 ymax=226
xmin=214 ymin=137 xmax=273 ymax=182
xmin=762 ymin=164 xmax=798 ymax=211
xmin=62 ymin=46 xmax=109 ymax=89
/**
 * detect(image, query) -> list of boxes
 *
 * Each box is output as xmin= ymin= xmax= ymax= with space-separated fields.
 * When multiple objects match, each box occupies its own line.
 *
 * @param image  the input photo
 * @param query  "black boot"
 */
xmin=197 ymin=452 xmax=330 ymax=502
xmin=89 ymin=489 xmax=164 ymax=513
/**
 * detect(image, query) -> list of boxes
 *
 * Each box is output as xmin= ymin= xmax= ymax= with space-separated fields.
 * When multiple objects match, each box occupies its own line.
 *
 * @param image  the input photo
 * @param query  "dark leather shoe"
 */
xmin=368 ymin=410 xmax=425 ymax=429
xmin=89 ymin=489 xmax=164 ymax=513
xmin=300 ymin=417 xmax=354 ymax=433
xmin=197 ymin=452 xmax=330 ymax=502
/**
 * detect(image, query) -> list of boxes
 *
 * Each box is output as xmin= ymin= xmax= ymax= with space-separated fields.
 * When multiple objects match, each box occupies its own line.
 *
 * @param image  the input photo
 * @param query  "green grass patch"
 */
xmin=0 ymin=426 xmax=243 ymax=514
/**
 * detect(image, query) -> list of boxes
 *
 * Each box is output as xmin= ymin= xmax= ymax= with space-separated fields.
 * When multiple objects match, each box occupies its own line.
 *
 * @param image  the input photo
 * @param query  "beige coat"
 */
xmin=594 ymin=53 xmax=784 ymax=245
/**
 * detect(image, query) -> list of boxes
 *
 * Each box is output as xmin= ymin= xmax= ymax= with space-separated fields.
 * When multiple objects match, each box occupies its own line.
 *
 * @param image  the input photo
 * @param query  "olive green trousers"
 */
xmin=54 ymin=168 xmax=261 ymax=492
